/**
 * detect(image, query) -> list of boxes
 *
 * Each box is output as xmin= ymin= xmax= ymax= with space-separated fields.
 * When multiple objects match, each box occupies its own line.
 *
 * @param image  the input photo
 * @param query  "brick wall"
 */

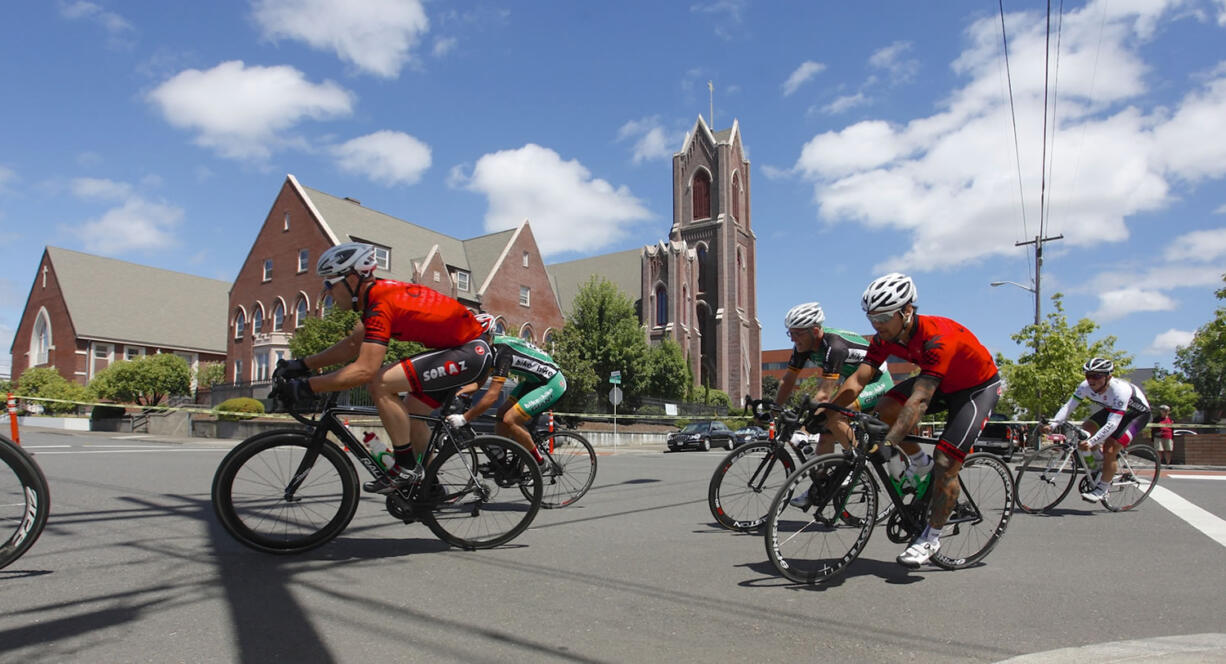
xmin=11 ymin=251 xmax=81 ymax=383
xmin=1175 ymin=433 xmax=1226 ymax=466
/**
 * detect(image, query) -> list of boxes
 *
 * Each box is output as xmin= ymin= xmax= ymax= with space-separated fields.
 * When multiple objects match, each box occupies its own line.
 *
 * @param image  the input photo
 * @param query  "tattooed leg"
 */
xmin=927 ymin=452 xmax=964 ymax=529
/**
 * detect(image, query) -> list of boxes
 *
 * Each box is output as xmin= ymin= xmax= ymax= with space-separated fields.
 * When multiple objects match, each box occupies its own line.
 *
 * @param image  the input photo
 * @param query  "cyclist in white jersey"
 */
xmin=1043 ymin=357 xmax=1151 ymax=502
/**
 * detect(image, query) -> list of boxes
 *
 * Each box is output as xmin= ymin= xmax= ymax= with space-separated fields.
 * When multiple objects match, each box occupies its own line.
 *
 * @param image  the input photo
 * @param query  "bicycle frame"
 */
xmin=806 ymin=405 xmax=984 ymax=543
xmin=280 ymin=389 xmax=473 ymax=503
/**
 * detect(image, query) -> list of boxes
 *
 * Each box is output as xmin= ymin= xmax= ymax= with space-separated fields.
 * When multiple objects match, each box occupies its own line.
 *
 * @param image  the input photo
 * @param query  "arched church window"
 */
xmin=692 ymin=170 xmax=711 ymax=221
xmin=655 ymin=285 xmax=668 ymax=326
xmin=731 ymin=171 xmax=741 ymax=222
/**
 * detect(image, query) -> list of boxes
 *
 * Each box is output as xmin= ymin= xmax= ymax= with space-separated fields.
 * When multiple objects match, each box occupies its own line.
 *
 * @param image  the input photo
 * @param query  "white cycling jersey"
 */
xmin=1052 ymin=377 xmax=1150 ymax=448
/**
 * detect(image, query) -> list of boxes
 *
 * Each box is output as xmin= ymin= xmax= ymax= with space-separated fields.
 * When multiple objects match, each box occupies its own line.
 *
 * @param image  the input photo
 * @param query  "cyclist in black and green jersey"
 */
xmin=776 ymin=302 xmax=894 ymax=454
xmin=446 ymin=333 xmax=567 ymax=467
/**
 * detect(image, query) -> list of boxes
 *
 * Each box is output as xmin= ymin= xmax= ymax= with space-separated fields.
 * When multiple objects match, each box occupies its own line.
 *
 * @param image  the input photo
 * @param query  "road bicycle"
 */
xmin=1 ymin=434 xmax=50 ymax=570
xmin=211 ymin=381 xmax=543 ymax=553
xmin=709 ymin=399 xmax=893 ymax=532
xmin=529 ymin=416 xmax=597 ymax=509
xmin=764 ymin=403 xmax=1015 ymax=585
xmin=1014 ymin=423 xmax=1160 ymax=513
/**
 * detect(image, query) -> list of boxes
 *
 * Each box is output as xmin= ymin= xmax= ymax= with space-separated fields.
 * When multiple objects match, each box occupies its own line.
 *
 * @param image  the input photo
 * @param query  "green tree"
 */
xmin=1174 ymin=274 xmax=1226 ymax=422
xmin=196 ymin=361 xmax=226 ymax=390
xmin=640 ymin=338 xmax=690 ymax=400
xmin=761 ymin=374 xmax=780 ymax=402
xmin=90 ymin=353 xmax=191 ymax=406
xmin=1143 ymin=371 xmax=1199 ymax=421
xmin=552 ymin=277 xmax=650 ymax=412
xmin=16 ymin=366 xmax=92 ymax=414
xmin=288 ymin=307 xmax=424 ymax=369
xmin=995 ymin=294 xmax=1132 ymax=420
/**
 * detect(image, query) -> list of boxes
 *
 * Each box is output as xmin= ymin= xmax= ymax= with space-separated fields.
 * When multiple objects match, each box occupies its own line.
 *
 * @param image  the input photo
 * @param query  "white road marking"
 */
xmin=1151 ymin=484 xmax=1226 ymax=548
xmin=1166 ymin=474 xmax=1226 ymax=481
xmin=17 ymin=445 xmax=72 ymax=449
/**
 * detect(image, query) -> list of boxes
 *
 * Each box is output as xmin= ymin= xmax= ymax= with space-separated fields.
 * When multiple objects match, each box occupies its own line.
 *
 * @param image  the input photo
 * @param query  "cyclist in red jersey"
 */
xmin=272 ymin=243 xmax=494 ymax=493
xmin=834 ymin=273 xmax=1002 ymax=568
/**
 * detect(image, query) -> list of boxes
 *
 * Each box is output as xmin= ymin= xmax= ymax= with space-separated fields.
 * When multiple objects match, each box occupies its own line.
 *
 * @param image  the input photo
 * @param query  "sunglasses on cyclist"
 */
xmin=1085 ymin=372 xmax=1109 ymax=381
xmin=865 ymin=310 xmax=897 ymax=325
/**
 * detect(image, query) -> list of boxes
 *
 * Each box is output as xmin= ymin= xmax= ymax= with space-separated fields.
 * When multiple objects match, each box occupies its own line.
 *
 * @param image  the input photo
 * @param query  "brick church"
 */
xmin=11 ymin=116 xmax=761 ymax=405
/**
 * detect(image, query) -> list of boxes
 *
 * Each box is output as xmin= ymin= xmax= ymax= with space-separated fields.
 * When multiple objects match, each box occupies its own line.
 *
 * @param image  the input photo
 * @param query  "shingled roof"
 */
xmin=46 ymin=246 xmax=229 ymax=352
xmin=546 ymin=248 xmax=642 ymax=317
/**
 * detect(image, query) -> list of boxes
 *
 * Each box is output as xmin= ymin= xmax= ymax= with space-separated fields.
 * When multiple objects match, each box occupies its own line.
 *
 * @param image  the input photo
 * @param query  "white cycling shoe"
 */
xmin=897 ymin=538 xmax=940 ymax=568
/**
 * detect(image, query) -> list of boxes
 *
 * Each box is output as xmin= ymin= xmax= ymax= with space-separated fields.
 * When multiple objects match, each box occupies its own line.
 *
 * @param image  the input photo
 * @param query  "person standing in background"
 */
xmin=1154 ymin=405 xmax=1175 ymax=466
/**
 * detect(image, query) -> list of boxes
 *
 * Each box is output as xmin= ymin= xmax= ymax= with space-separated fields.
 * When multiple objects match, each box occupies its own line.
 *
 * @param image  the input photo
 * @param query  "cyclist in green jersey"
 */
xmin=446 ymin=333 xmax=567 ymax=467
xmin=776 ymin=302 xmax=894 ymax=455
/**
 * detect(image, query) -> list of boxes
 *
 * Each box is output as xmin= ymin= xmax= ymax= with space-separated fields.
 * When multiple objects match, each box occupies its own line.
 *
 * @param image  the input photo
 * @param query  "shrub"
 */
xmin=90 ymin=404 xmax=128 ymax=420
xmin=16 ymin=366 xmax=91 ymax=414
xmin=215 ymin=397 xmax=265 ymax=421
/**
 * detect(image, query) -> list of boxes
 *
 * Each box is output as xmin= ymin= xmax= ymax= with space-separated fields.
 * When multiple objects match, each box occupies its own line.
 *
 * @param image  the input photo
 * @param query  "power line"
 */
xmin=997 ymin=0 xmax=1033 ymax=279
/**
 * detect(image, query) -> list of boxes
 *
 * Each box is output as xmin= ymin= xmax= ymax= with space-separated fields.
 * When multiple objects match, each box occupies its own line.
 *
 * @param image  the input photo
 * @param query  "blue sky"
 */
xmin=3 ymin=0 xmax=1226 ymax=380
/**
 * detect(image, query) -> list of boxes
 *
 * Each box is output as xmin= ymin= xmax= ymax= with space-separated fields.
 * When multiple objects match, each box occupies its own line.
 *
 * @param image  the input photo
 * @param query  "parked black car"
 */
xmin=667 ymin=420 xmax=737 ymax=452
xmin=734 ymin=425 xmax=769 ymax=447
xmin=975 ymin=413 xmax=1024 ymax=461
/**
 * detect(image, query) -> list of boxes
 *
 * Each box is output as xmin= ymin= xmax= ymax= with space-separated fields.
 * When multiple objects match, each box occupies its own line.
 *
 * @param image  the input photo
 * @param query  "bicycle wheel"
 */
xmin=1014 ymin=445 xmax=1078 ymax=514
xmin=0 ymin=436 xmax=50 ymax=570
xmin=1102 ymin=444 xmax=1160 ymax=512
xmin=764 ymin=454 xmax=877 ymax=584
xmin=708 ymin=441 xmax=796 ymax=531
xmin=421 ymin=435 xmax=542 ymax=550
xmin=212 ymin=431 xmax=359 ymax=554
xmin=533 ymin=431 xmax=597 ymax=508
xmin=930 ymin=453 xmax=1014 ymax=570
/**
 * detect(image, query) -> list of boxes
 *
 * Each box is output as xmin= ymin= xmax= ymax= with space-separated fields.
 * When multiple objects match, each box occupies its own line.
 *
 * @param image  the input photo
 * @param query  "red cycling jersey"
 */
xmin=361 ymin=279 xmax=483 ymax=349
xmin=863 ymin=314 xmax=997 ymax=394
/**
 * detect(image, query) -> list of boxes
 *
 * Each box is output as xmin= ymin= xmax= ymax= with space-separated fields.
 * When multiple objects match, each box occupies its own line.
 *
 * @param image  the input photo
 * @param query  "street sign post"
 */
xmin=609 ymin=371 xmax=621 ymax=385
xmin=609 ymin=386 xmax=623 ymax=445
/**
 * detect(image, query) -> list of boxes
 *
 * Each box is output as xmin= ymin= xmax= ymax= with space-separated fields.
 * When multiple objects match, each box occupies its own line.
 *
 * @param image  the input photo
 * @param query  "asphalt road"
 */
xmin=4 ymin=428 xmax=1226 ymax=663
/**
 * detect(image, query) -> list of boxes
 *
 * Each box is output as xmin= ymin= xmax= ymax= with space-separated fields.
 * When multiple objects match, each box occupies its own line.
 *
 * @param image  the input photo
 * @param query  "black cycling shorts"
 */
xmin=885 ymin=374 xmax=1002 ymax=461
xmin=1087 ymin=408 xmax=1151 ymax=446
xmin=400 ymin=339 xmax=493 ymax=408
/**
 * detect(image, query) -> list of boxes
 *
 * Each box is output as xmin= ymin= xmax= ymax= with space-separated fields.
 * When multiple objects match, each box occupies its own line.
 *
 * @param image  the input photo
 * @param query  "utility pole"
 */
xmin=1014 ymin=234 xmax=1063 ymax=328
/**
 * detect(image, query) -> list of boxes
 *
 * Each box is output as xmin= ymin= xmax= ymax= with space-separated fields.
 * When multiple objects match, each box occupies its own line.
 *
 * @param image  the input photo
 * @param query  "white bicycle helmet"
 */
xmin=316 ymin=242 xmax=378 ymax=281
xmin=784 ymin=302 xmax=825 ymax=329
xmin=861 ymin=272 xmax=917 ymax=313
xmin=474 ymin=313 xmax=496 ymax=334
xmin=1083 ymin=357 xmax=1114 ymax=374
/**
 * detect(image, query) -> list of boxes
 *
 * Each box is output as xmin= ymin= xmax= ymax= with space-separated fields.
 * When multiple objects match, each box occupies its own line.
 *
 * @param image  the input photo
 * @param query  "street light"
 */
xmin=990 ymin=280 xmax=1039 ymax=328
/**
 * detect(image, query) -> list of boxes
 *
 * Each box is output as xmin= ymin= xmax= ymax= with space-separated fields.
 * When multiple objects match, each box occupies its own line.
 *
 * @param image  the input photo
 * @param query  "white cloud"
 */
xmin=1147 ymin=328 xmax=1196 ymax=354
xmin=252 ymin=0 xmax=429 ymax=78
xmin=822 ymin=93 xmax=869 ymax=115
xmin=1215 ymin=203 xmax=1226 ymax=214
xmin=59 ymin=1 xmax=134 ymax=46
xmin=332 ymin=130 xmax=431 ymax=186
xmin=793 ymin=4 xmax=1226 ymax=273
xmin=63 ymin=178 xmax=183 ymax=255
xmin=0 ymin=322 xmax=12 ymax=376
xmin=147 ymin=61 xmax=353 ymax=160
xmin=782 ymin=61 xmax=826 ymax=97
xmin=616 ymin=117 xmax=683 ymax=164
xmin=432 ymin=36 xmax=457 ymax=57
xmin=1090 ymin=288 xmax=1177 ymax=321
xmin=869 ymin=40 xmax=918 ymax=82
xmin=458 ymin=144 xmax=653 ymax=257
xmin=1163 ymin=228 xmax=1226 ymax=262
xmin=71 ymin=177 xmax=132 ymax=201
xmin=72 ymin=197 xmax=184 ymax=255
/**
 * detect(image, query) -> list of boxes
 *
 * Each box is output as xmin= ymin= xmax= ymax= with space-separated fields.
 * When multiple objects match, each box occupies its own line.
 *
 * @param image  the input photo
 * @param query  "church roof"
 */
xmin=546 ymin=248 xmax=642 ymax=316
xmin=44 ymin=246 xmax=229 ymax=352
